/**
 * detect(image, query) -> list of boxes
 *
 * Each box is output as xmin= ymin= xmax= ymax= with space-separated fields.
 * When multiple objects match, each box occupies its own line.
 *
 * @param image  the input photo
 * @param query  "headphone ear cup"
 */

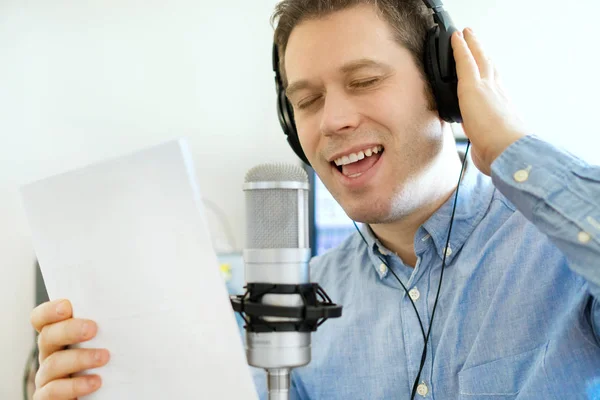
xmin=424 ymin=27 xmax=439 ymax=108
xmin=273 ymin=42 xmax=311 ymax=165
xmin=424 ymin=26 xmax=462 ymax=123
xmin=277 ymin=87 xmax=311 ymax=165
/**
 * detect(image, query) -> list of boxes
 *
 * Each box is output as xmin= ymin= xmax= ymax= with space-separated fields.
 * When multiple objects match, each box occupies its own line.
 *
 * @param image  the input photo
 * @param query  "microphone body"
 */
xmin=244 ymin=165 xmax=311 ymax=399
xmin=244 ymin=248 xmax=311 ymax=369
xmin=232 ymin=163 xmax=342 ymax=400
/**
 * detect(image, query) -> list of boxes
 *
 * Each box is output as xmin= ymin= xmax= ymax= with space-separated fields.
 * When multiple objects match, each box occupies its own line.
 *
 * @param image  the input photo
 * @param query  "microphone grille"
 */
xmin=244 ymin=163 xmax=309 ymax=249
xmin=245 ymin=163 xmax=308 ymax=183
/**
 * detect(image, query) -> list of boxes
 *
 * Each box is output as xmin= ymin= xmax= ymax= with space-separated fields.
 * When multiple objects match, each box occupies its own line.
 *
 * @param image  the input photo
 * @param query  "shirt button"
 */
xmin=444 ymin=246 xmax=453 ymax=257
xmin=513 ymin=169 xmax=530 ymax=182
xmin=409 ymin=288 xmax=420 ymax=301
xmin=578 ymin=231 xmax=591 ymax=243
xmin=417 ymin=383 xmax=429 ymax=396
xmin=379 ymin=263 xmax=388 ymax=274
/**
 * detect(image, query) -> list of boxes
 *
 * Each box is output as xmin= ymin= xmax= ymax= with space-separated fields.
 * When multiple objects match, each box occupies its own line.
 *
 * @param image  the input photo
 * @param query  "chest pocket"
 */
xmin=458 ymin=342 xmax=548 ymax=399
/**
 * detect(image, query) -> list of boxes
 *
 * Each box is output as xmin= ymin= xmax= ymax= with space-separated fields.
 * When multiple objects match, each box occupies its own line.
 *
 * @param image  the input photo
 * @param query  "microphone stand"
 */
xmin=231 ymin=282 xmax=342 ymax=400
xmin=267 ymin=368 xmax=291 ymax=400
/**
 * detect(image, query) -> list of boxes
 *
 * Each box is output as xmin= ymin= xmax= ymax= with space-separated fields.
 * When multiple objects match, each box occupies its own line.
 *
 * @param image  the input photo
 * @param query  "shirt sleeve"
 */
xmin=490 ymin=134 xmax=600 ymax=341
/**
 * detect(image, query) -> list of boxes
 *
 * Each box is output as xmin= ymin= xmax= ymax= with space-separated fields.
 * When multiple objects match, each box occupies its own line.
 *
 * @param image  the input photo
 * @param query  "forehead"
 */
xmin=284 ymin=4 xmax=409 ymax=82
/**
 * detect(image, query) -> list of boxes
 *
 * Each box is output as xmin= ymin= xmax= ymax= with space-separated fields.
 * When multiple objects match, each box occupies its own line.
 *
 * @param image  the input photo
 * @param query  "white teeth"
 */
xmin=333 ymin=145 xmax=383 ymax=167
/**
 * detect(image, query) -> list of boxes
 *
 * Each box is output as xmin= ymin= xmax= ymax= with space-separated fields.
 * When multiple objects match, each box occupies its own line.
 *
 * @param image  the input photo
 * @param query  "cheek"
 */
xmin=382 ymin=86 xmax=425 ymax=119
xmin=377 ymin=86 xmax=437 ymax=137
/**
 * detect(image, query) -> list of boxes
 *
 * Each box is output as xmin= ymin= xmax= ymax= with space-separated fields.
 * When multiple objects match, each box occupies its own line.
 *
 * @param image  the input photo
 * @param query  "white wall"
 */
xmin=448 ymin=0 xmax=600 ymax=161
xmin=1 ymin=0 xmax=599 ymax=398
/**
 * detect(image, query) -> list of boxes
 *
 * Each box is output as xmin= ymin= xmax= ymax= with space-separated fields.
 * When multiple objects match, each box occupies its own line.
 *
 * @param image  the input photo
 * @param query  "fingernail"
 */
xmin=81 ymin=322 xmax=90 ymax=338
xmin=87 ymin=376 xmax=100 ymax=389
xmin=56 ymin=301 xmax=67 ymax=316
xmin=94 ymin=349 xmax=109 ymax=363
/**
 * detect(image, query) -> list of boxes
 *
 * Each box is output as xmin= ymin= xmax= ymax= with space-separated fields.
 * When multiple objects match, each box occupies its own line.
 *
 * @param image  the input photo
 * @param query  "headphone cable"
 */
xmin=409 ymin=140 xmax=470 ymax=398
xmin=353 ymin=141 xmax=470 ymax=399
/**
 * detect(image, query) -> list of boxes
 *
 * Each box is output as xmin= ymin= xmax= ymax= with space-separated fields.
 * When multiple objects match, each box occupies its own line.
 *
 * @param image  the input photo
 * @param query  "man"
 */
xmin=30 ymin=0 xmax=600 ymax=399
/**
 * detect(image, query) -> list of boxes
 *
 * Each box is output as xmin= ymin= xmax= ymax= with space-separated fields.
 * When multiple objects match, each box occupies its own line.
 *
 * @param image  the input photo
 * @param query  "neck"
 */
xmin=369 ymin=188 xmax=455 ymax=267
xmin=369 ymin=148 xmax=463 ymax=267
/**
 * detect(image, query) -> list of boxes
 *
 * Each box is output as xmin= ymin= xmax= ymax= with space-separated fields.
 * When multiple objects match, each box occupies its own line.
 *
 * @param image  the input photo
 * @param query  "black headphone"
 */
xmin=273 ymin=0 xmax=462 ymax=165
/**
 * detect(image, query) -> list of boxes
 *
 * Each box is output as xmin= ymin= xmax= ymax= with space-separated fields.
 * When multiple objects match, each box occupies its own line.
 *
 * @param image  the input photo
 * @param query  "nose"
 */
xmin=319 ymin=89 xmax=361 ymax=136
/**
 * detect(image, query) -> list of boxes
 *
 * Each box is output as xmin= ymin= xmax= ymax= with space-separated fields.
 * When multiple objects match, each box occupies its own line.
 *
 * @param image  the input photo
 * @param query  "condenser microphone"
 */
xmin=231 ymin=163 xmax=342 ymax=400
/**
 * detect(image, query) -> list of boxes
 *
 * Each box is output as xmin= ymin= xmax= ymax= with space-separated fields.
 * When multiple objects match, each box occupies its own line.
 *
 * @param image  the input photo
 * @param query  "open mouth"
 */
xmin=332 ymin=145 xmax=384 ymax=178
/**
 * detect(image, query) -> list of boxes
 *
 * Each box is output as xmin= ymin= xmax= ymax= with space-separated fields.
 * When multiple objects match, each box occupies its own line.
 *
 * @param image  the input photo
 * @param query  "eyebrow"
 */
xmin=285 ymin=58 xmax=392 ymax=99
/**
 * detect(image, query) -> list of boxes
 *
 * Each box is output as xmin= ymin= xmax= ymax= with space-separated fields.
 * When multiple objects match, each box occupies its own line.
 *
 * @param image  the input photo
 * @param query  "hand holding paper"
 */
xmin=23 ymin=139 xmax=258 ymax=399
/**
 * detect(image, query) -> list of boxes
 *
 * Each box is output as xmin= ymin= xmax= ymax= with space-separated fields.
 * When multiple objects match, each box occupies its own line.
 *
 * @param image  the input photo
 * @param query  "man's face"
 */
xmin=285 ymin=4 xmax=447 ymax=223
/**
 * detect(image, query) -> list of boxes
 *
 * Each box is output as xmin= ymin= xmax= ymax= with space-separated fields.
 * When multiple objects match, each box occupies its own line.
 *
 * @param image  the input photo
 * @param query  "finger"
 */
xmin=451 ymin=31 xmax=480 ymax=83
xmin=38 ymin=319 xmax=98 ymax=362
xmin=36 ymin=348 xmax=110 ymax=388
xmin=33 ymin=374 xmax=102 ymax=400
xmin=463 ymin=28 xmax=493 ymax=79
xmin=31 ymin=300 xmax=73 ymax=333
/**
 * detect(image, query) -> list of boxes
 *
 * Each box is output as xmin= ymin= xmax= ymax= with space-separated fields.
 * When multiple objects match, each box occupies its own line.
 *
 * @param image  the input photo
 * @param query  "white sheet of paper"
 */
xmin=21 ymin=139 xmax=258 ymax=400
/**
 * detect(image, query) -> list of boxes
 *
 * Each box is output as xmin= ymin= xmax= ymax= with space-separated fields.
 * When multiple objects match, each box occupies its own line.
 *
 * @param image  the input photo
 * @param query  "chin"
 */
xmin=340 ymin=182 xmax=422 ymax=225
xmin=340 ymin=197 xmax=395 ymax=225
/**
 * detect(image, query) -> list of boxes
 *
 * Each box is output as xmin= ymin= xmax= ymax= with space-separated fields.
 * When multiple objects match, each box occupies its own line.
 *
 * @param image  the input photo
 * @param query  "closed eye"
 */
xmin=295 ymin=77 xmax=382 ymax=110
xmin=297 ymin=95 xmax=321 ymax=110
xmin=350 ymin=78 xmax=380 ymax=89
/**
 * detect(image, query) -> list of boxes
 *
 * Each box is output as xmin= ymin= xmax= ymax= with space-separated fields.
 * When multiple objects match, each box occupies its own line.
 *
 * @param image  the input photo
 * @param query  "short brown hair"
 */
xmin=271 ymin=0 xmax=436 ymax=109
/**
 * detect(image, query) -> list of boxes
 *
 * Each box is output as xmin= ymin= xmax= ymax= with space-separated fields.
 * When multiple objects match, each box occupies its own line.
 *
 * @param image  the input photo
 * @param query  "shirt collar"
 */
xmin=359 ymin=165 xmax=495 ymax=279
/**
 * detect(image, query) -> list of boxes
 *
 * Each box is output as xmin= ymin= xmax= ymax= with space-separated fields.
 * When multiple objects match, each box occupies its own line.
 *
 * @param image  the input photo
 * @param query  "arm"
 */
xmin=450 ymin=29 xmax=599 ymax=339
xmin=491 ymin=135 xmax=600 ymax=292
xmin=490 ymin=135 xmax=600 ymax=338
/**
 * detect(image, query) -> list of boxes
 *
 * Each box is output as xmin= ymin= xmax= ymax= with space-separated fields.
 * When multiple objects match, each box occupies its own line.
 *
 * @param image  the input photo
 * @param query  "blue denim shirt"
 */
xmin=251 ymin=135 xmax=600 ymax=399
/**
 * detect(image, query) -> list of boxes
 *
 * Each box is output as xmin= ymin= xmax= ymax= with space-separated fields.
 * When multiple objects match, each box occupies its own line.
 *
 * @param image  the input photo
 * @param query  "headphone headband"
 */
xmin=422 ymin=0 xmax=444 ymax=10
